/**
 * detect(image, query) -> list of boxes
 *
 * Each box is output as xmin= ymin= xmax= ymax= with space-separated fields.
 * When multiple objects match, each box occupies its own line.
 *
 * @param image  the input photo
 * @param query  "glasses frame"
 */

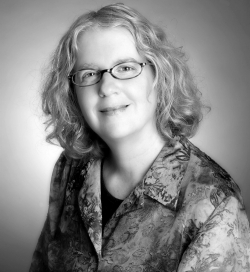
xmin=68 ymin=62 xmax=147 ymax=87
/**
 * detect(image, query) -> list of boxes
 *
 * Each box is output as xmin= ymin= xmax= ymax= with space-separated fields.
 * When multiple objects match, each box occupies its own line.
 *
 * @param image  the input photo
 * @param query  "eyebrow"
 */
xmin=77 ymin=57 xmax=141 ymax=71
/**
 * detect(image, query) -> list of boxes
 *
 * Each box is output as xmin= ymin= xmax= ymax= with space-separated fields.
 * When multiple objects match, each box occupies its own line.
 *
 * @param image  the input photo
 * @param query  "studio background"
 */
xmin=1 ymin=0 xmax=249 ymax=271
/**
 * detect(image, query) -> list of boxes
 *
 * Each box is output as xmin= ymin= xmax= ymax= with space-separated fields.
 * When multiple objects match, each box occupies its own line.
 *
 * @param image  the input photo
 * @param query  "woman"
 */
xmin=30 ymin=3 xmax=250 ymax=272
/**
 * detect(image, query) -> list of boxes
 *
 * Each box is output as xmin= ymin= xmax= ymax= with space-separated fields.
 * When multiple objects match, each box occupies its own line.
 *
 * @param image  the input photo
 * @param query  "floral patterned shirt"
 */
xmin=29 ymin=137 xmax=250 ymax=272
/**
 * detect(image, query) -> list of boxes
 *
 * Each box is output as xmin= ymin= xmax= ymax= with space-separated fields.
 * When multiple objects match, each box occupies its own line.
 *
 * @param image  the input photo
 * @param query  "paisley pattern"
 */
xmin=29 ymin=137 xmax=250 ymax=272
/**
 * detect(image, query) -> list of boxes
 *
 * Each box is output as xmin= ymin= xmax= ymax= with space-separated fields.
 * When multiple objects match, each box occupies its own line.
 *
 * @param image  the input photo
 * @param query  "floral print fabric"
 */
xmin=29 ymin=137 xmax=250 ymax=271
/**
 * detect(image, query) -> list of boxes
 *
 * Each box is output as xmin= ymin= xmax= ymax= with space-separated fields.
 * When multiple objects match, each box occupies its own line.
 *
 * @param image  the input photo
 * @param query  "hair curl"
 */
xmin=42 ymin=3 xmax=209 ymax=159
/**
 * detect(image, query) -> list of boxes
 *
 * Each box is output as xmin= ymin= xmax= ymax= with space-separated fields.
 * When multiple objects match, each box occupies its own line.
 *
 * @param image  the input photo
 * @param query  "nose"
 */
xmin=98 ymin=71 xmax=120 ymax=98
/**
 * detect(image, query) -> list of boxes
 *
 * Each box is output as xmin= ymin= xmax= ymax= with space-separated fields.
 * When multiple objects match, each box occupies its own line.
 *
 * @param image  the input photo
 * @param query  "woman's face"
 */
xmin=75 ymin=27 xmax=158 ymax=144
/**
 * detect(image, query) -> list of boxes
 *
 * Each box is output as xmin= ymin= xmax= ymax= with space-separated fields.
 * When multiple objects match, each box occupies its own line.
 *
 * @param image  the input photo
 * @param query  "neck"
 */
xmin=103 ymin=129 xmax=165 ymax=199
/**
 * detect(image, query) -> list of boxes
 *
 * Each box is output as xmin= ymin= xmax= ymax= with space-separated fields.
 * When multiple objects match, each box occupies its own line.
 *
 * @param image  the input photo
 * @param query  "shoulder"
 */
xmin=49 ymin=151 xmax=92 ymax=199
xmin=47 ymin=151 xmax=95 ymax=233
xmin=50 ymin=152 xmax=80 ymax=186
xmin=180 ymin=136 xmax=242 ymax=202
xmin=177 ymin=136 xmax=246 ymax=227
xmin=177 ymin=138 xmax=250 ymax=271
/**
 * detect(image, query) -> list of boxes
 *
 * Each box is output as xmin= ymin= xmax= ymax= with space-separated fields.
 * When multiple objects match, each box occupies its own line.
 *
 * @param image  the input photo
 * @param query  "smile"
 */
xmin=100 ymin=105 xmax=129 ymax=115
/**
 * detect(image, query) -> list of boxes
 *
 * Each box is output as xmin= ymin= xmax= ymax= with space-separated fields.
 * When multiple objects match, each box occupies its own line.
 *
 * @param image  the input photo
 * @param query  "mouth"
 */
xmin=100 ymin=105 xmax=129 ymax=115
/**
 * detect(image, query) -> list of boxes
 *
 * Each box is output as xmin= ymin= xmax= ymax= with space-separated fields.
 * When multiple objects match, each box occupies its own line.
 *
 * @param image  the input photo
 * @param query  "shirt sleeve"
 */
xmin=177 ymin=196 xmax=250 ymax=272
xmin=29 ymin=151 xmax=75 ymax=272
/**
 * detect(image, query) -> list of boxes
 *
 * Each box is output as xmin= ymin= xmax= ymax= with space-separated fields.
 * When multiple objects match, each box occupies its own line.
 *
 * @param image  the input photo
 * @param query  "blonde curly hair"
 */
xmin=42 ymin=3 xmax=209 ymax=159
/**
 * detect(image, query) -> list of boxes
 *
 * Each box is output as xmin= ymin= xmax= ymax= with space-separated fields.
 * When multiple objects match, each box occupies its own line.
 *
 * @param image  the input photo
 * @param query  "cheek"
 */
xmin=143 ymin=79 xmax=157 ymax=108
xmin=76 ymin=92 xmax=86 ymax=112
xmin=75 ymin=90 xmax=94 ymax=121
xmin=143 ymin=69 xmax=156 ymax=104
xmin=144 ymin=86 xmax=158 ymax=119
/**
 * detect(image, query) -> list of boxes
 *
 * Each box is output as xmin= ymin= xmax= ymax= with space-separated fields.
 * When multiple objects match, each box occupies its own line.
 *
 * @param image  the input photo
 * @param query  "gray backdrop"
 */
xmin=1 ymin=0 xmax=250 ymax=271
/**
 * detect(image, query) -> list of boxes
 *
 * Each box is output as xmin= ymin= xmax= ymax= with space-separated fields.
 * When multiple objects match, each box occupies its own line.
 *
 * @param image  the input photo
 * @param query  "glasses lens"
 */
xmin=112 ymin=62 xmax=142 ymax=79
xmin=73 ymin=70 xmax=100 ymax=86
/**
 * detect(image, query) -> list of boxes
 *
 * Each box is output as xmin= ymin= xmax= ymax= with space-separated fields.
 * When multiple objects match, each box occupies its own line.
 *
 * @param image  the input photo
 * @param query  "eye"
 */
xmin=74 ymin=70 xmax=99 ymax=85
xmin=113 ymin=62 xmax=141 ymax=79
xmin=81 ymin=71 xmax=97 ymax=78
xmin=117 ymin=65 xmax=135 ymax=73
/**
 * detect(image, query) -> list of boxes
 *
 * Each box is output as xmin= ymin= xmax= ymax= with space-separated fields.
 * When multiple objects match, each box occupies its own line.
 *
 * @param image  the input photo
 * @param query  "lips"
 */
xmin=100 ymin=105 xmax=129 ymax=113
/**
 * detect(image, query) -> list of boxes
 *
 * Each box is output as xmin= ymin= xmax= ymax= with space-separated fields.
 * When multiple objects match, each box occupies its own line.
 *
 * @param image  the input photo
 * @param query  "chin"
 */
xmin=102 ymin=131 xmax=131 ymax=142
xmin=98 ymin=127 xmax=135 ymax=143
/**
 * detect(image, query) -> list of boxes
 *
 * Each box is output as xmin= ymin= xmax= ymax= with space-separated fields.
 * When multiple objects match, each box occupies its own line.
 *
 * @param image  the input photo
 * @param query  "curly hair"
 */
xmin=42 ymin=3 xmax=209 ymax=159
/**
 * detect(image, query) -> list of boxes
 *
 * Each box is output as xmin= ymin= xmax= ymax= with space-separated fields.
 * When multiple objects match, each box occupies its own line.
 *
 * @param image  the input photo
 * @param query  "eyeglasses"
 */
xmin=68 ymin=61 xmax=147 ymax=87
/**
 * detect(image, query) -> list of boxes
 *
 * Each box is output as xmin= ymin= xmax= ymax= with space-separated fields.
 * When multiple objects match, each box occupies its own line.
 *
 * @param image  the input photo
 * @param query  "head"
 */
xmin=42 ymin=3 xmax=207 ymax=159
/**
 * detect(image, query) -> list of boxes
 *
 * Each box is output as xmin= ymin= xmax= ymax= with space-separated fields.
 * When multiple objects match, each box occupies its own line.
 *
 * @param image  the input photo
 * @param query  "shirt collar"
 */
xmin=132 ymin=137 xmax=189 ymax=210
xmin=80 ymin=136 xmax=190 ymax=216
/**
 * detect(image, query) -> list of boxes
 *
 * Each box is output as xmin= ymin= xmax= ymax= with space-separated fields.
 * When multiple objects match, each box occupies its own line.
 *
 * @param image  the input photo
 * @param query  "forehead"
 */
xmin=75 ymin=27 xmax=142 ymax=69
